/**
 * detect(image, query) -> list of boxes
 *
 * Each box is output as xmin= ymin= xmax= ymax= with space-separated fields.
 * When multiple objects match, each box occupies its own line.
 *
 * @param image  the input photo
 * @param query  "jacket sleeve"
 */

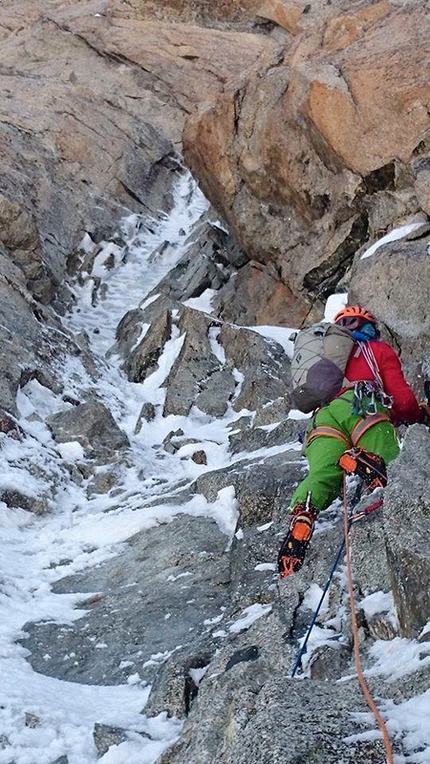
xmin=376 ymin=342 xmax=422 ymax=425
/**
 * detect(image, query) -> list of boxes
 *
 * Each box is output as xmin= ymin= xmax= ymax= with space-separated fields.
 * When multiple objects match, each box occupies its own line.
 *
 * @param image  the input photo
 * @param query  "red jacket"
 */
xmin=343 ymin=340 xmax=421 ymax=426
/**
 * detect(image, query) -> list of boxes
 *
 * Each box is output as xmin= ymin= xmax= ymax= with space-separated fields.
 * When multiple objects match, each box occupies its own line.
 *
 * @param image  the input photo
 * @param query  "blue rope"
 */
xmin=291 ymin=485 xmax=362 ymax=678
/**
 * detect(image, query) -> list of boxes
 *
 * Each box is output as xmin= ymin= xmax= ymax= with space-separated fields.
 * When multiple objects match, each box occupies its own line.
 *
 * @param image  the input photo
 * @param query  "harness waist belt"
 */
xmin=306 ymin=412 xmax=391 ymax=449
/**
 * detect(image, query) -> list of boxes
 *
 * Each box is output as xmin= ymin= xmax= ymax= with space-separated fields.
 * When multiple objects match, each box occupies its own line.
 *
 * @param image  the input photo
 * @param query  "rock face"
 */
xmin=384 ymin=426 xmax=430 ymax=637
xmin=108 ymin=0 xmax=264 ymax=25
xmin=0 ymin=243 xmax=81 ymax=417
xmin=114 ymin=294 xmax=292 ymax=420
xmin=0 ymin=0 xmax=278 ymax=304
xmin=183 ymin=0 xmax=430 ymax=329
xmin=22 ymin=514 xmax=232 ymax=686
xmin=1 ymin=1 xmax=429 ymax=763
xmin=348 ymin=224 xmax=430 ymax=384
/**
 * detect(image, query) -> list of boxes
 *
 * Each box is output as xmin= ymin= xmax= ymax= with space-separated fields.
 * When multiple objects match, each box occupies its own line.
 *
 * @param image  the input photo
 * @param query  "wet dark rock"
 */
xmin=225 ymin=645 xmax=259 ymax=671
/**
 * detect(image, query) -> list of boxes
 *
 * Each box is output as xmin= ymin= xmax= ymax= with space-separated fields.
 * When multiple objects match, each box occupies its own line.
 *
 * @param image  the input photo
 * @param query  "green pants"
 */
xmin=290 ymin=392 xmax=400 ymax=513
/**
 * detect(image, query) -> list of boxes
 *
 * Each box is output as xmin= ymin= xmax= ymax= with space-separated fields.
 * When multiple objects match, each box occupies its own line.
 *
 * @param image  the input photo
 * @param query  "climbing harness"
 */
xmin=305 ymin=411 xmax=391 ymax=449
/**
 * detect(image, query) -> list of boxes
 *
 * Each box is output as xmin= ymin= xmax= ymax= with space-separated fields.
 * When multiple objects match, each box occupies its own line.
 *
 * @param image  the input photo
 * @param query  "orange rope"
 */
xmin=342 ymin=474 xmax=394 ymax=764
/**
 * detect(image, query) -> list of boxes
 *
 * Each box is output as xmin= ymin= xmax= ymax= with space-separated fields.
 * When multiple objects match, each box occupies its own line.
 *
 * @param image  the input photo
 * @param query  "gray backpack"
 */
xmin=290 ymin=322 xmax=355 ymax=413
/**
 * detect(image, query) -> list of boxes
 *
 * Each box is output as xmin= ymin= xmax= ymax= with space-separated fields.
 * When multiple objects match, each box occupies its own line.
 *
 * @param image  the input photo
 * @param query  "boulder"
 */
xmin=47 ymin=401 xmax=130 ymax=458
xmin=218 ymin=323 xmax=291 ymax=413
xmin=122 ymin=310 xmax=172 ymax=384
xmin=163 ymin=308 xmax=220 ymax=417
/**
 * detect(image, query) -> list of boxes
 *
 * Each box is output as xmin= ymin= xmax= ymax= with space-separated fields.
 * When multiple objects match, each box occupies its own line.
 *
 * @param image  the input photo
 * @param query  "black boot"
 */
xmin=278 ymin=500 xmax=317 ymax=578
xmin=338 ymin=447 xmax=387 ymax=492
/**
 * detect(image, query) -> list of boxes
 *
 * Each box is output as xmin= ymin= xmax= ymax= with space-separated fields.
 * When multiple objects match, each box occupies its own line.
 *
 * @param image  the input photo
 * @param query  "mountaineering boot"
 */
xmin=338 ymin=447 xmax=387 ymax=492
xmin=278 ymin=496 xmax=317 ymax=578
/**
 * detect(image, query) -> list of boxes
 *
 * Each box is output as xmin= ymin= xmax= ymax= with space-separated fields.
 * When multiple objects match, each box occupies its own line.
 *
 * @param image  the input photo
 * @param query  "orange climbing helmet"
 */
xmin=333 ymin=305 xmax=377 ymax=330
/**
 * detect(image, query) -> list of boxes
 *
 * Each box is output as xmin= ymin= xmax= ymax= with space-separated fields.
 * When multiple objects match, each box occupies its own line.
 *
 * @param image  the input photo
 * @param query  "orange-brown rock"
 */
xmin=256 ymin=0 xmax=307 ymax=35
xmin=107 ymin=0 xmax=263 ymax=25
xmin=60 ymin=11 xmax=280 ymax=122
xmin=304 ymin=5 xmax=430 ymax=176
xmin=212 ymin=260 xmax=317 ymax=327
xmin=184 ymin=0 xmax=430 ymax=320
xmin=0 ymin=0 xmax=279 ymax=300
xmin=322 ymin=0 xmax=392 ymax=52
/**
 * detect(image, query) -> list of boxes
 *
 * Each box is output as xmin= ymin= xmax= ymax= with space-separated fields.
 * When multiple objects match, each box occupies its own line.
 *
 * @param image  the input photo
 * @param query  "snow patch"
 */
xmin=360 ymin=222 xmax=424 ymax=260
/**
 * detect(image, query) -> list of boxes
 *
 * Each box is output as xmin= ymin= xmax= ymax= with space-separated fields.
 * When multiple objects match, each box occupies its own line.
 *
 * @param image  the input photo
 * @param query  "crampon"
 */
xmin=338 ymin=447 xmax=387 ymax=492
xmin=278 ymin=496 xmax=317 ymax=578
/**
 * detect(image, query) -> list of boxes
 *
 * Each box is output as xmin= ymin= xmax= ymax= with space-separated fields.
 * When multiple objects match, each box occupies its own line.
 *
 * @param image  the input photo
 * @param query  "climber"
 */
xmin=278 ymin=305 xmax=430 ymax=578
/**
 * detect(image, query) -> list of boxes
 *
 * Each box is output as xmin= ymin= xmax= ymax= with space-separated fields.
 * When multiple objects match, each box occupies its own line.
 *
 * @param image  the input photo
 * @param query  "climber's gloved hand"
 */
xmin=419 ymin=401 xmax=430 ymax=427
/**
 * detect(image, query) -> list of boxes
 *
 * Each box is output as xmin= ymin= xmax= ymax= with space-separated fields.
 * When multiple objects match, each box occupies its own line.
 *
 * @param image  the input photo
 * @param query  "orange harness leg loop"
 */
xmin=306 ymin=426 xmax=351 ymax=448
xmin=350 ymin=413 xmax=391 ymax=447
